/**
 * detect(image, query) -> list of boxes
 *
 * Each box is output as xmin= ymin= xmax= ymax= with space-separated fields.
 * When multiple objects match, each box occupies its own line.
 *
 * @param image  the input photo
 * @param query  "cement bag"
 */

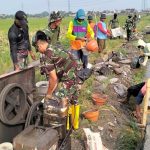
xmin=111 ymin=27 xmax=123 ymax=38
xmin=83 ymin=128 xmax=108 ymax=150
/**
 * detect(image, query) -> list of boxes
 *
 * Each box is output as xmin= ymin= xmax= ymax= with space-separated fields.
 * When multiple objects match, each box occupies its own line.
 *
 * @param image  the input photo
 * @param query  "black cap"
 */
xmin=87 ymin=15 xmax=93 ymax=20
xmin=15 ymin=11 xmax=28 ymax=25
xmin=100 ymin=13 xmax=106 ymax=19
xmin=35 ymin=31 xmax=48 ymax=43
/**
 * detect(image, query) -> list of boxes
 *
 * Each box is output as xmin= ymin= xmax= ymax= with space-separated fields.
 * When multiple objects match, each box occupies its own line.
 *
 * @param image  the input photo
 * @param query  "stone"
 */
xmin=110 ymin=78 xmax=119 ymax=84
xmin=113 ymin=68 xmax=123 ymax=74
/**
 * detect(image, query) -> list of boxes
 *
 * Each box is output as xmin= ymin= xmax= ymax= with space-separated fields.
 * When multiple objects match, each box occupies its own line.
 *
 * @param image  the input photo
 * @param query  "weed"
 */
xmin=117 ymin=121 xmax=141 ymax=150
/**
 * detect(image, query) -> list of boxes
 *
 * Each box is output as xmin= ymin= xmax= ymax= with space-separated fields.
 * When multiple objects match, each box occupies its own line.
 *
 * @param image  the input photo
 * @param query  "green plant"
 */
xmin=132 ymin=68 xmax=145 ymax=84
xmin=117 ymin=121 xmax=141 ymax=150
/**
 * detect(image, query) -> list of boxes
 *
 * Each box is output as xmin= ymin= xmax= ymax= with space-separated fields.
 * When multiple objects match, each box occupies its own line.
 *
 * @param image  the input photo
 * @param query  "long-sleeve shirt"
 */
xmin=97 ymin=21 xmax=108 ymax=39
xmin=66 ymin=20 xmax=94 ymax=41
xmin=66 ymin=20 xmax=94 ymax=50
xmin=8 ymin=23 xmax=31 ymax=64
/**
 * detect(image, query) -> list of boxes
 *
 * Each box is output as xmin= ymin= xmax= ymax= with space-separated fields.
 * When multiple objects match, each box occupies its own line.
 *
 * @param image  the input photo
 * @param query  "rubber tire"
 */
xmin=0 ymin=83 xmax=27 ymax=125
xmin=25 ymin=100 xmax=43 ymax=128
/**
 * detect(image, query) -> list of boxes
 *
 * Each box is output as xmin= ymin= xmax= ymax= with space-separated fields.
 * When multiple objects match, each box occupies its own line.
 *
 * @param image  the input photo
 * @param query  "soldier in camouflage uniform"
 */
xmin=32 ymin=11 xmax=62 ymax=47
xmin=132 ymin=14 xmax=138 ymax=31
xmin=34 ymin=31 xmax=80 ymax=109
xmin=124 ymin=14 xmax=134 ymax=41
xmin=43 ymin=11 xmax=62 ymax=45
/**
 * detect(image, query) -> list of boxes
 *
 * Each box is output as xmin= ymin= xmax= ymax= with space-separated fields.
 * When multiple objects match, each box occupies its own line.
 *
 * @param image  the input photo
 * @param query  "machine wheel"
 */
xmin=0 ymin=83 xmax=28 ymax=125
xmin=25 ymin=100 xmax=43 ymax=128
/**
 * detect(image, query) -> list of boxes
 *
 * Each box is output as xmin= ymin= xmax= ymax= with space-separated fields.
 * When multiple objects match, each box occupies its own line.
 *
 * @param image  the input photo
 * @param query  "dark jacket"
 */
xmin=8 ymin=23 xmax=31 ymax=64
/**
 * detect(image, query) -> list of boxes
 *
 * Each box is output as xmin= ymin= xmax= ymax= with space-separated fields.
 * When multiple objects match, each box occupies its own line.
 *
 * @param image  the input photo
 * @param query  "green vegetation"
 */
xmin=117 ymin=121 xmax=141 ymax=150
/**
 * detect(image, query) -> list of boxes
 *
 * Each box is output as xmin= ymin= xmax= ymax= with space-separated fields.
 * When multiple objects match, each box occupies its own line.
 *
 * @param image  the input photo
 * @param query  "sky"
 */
xmin=0 ymin=0 xmax=149 ymax=14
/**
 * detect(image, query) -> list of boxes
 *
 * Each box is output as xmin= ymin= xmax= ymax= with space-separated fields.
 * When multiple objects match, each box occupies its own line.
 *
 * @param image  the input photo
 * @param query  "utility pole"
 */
xmin=143 ymin=0 xmax=147 ymax=10
xmin=48 ymin=0 xmax=50 ymax=14
xmin=144 ymin=0 xmax=146 ymax=10
xmin=68 ymin=0 xmax=70 ymax=12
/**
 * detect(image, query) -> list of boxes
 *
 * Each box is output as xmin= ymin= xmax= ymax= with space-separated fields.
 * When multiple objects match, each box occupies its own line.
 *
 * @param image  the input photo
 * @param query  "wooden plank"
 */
xmin=142 ymin=79 xmax=150 ymax=126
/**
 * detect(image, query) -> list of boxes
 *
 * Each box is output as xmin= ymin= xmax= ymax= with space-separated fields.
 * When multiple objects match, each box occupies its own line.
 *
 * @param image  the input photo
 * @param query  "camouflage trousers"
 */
xmin=126 ymin=29 xmax=132 ymax=41
xmin=55 ymin=67 xmax=79 ymax=104
xmin=15 ymin=51 xmax=28 ymax=70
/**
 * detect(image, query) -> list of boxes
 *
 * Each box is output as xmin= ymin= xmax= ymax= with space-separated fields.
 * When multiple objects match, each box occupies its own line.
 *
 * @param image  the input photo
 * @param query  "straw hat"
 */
xmin=0 ymin=142 xmax=13 ymax=150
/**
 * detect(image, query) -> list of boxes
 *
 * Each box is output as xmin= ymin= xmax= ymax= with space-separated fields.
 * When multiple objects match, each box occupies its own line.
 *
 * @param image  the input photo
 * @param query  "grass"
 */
xmin=117 ymin=121 xmax=141 ymax=150
xmin=132 ymin=67 xmax=145 ymax=84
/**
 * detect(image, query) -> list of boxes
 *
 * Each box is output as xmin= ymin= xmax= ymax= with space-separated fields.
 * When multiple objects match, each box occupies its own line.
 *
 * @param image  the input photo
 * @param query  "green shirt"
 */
xmin=43 ymin=26 xmax=60 ymax=45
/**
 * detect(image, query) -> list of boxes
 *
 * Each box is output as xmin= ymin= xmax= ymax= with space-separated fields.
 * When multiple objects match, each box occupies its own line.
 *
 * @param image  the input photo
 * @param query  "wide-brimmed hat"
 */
xmin=100 ymin=13 xmax=106 ymax=19
xmin=48 ymin=11 xmax=62 ymax=24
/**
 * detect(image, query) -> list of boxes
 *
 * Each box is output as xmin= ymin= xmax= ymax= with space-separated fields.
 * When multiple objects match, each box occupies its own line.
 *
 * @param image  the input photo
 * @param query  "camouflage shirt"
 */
xmin=40 ymin=45 xmax=78 ymax=82
xmin=125 ymin=18 xmax=133 ymax=30
xmin=43 ymin=26 xmax=60 ymax=45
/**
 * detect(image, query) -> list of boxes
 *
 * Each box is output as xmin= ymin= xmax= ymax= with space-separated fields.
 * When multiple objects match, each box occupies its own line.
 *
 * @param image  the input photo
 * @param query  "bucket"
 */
xmin=0 ymin=142 xmax=13 ymax=150
xmin=36 ymin=81 xmax=49 ymax=96
xmin=82 ymin=109 xmax=99 ymax=122
xmin=92 ymin=93 xmax=107 ymax=106
xmin=86 ymin=40 xmax=98 ymax=52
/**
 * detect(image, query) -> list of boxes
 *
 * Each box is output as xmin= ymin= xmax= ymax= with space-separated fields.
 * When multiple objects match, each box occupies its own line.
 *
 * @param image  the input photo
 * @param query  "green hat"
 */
xmin=48 ymin=11 xmax=62 ymax=24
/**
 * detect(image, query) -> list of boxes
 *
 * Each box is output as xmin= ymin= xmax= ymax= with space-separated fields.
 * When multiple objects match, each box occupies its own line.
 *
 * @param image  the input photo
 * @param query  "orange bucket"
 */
xmin=92 ymin=93 xmax=107 ymax=106
xmin=86 ymin=39 xmax=98 ymax=52
xmin=82 ymin=109 xmax=99 ymax=122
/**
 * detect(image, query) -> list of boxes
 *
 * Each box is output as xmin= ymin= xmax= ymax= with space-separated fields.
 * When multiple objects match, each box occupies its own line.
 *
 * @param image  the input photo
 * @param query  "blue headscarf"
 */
xmin=75 ymin=9 xmax=85 ymax=19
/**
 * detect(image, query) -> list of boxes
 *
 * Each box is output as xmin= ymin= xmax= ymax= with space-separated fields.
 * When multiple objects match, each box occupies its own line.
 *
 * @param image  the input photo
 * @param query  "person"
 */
xmin=87 ymin=15 xmax=96 ymax=38
xmin=66 ymin=9 xmax=94 ymax=68
xmin=135 ymin=82 xmax=146 ymax=123
xmin=132 ymin=14 xmax=138 ymax=32
xmin=137 ymin=39 xmax=150 ymax=66
xmin=43 ymin=11 xmax=62 ymax=45
xmin=124 ymin=14 xmax=134 ymax=41
xmin=34 ymin=30 xmax=80 ymax=112
xmin=32 ymin=11 xmax=62 ymax=47
xmin=109 ymin=13 xmax=119 ymax=29
xmin=8 ymin=10 xmax=36 ymax=71
xmin=96 ymin=13 xmax=111 ymax=52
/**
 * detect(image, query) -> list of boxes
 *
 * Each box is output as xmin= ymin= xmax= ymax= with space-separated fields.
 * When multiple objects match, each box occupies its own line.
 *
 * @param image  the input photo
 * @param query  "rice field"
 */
xmin=0 ymin=14 xmax=149 ymax=74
